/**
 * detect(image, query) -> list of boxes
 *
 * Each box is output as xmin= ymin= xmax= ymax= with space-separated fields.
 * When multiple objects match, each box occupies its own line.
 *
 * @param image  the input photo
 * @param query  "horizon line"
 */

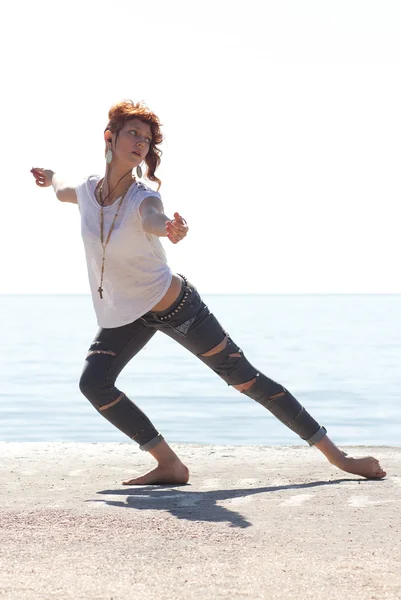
xmin=1 ymin=293 xmax=400 ymax=297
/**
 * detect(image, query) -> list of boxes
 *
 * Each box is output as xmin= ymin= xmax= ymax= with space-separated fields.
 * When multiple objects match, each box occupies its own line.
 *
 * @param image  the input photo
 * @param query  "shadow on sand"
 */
xmin=90 ymin=478 xmax=372 ymax=529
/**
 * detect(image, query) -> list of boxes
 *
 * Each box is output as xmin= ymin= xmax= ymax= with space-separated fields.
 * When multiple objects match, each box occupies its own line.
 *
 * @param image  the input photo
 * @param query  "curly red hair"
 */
xmin=105 ymin=100 xmax=163 ymax=189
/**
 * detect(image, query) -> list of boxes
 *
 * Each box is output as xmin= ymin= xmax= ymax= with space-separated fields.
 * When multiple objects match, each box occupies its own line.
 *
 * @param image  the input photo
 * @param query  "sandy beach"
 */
xmin=1 ymin=442 xmax=400 ymax=599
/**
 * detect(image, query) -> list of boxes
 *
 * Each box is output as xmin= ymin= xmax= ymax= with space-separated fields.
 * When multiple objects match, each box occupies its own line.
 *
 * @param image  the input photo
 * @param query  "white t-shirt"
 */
xmin=75 ymin=175 xmax=172 ymax=328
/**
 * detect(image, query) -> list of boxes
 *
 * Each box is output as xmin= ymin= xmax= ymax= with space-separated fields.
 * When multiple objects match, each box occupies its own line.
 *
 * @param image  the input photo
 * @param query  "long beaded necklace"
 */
xmin=97 ymin=178 xmax=134 ymax=300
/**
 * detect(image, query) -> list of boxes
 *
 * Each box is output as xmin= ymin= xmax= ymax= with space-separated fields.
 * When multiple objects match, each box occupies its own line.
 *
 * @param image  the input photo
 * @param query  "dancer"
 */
xmin=31 ymin=100 xmax=386 ymax=484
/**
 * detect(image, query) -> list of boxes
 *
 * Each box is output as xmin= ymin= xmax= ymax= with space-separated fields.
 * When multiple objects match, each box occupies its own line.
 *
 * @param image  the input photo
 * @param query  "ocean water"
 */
xmin=0 ymin=294 xmax=400 ymax=446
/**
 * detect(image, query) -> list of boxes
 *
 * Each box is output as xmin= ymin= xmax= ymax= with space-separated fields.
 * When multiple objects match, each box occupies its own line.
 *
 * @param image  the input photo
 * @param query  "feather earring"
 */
xmin=106 ymin=148 xmax=113 ymax=164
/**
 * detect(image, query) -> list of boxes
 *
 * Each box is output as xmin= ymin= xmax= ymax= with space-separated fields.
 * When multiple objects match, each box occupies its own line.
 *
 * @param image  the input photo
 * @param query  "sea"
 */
xmin=0 ymin=294 xmax=400 ymax=446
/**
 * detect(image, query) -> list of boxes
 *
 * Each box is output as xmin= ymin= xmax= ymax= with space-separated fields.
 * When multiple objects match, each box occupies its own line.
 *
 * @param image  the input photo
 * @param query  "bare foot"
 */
xmin=315 ymin=436 xmax=386 ymax=480
xmin=122 ymin=459 xmax=189 ymax=486
xmin=335 ymin=455 xmax=386 ymax=479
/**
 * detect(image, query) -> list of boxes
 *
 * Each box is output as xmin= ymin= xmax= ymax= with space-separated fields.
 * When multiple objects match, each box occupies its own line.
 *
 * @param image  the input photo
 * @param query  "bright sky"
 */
xmin=2 ymin=0 xmax=400 ymax=293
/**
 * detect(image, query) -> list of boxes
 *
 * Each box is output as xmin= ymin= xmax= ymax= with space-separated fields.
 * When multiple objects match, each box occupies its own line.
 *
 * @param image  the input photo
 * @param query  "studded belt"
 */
xmin=158 ymin=274 xmax=191 ymax=322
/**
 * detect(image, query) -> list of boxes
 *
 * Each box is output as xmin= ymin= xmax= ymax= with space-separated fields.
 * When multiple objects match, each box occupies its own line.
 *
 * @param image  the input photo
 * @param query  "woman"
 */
xmin=31 ymin=100 xmax=386 ymax=485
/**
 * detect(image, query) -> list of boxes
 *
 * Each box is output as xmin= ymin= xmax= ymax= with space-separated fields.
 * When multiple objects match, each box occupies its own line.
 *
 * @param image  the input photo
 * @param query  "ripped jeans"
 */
xmin=79 ymin=275 xmax=327 ymax=451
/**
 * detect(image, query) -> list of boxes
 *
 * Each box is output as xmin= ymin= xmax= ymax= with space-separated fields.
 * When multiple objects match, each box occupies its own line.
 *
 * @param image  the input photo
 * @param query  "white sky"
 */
xmin=1 ymin=0 xmax=400 ymax=294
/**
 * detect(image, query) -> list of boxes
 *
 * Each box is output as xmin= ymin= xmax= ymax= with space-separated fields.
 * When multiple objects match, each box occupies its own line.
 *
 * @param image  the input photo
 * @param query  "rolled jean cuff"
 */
xmin=307 ymin=426 xmax=327 ymax=446
xmin=139 ymin=433 xmax=164 ymax=452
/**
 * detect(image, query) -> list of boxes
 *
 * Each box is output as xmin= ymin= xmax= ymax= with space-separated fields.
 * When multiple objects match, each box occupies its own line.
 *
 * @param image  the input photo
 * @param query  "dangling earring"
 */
xmin=106 ymin=147 xmax=113 ymax=164
xmin=136 ymin=164 xmax=143 ymax=178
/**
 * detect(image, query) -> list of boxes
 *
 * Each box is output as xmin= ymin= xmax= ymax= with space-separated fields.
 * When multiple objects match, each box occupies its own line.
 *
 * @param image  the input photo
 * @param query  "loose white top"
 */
xmin=75 ymin=175 xmax=172 ymax=328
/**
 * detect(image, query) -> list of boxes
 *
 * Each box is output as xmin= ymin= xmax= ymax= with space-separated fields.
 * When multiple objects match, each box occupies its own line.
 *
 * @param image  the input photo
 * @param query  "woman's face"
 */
xmin=107 ymin=117 xmax=153 ymax=167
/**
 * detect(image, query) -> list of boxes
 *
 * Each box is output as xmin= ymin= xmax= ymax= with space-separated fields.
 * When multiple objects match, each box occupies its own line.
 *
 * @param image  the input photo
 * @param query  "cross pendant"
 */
xmin=98 ymin=286 xmax=103 ymax=300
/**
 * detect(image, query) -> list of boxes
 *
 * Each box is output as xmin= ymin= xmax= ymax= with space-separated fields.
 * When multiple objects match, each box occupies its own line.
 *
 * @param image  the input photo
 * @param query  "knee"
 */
xmin=78 ymin=370 xmax=95 ymax=400
xmin=79 ymin=368 xmax=107 ymax=404
xmin=240 ymin=372 xmax=285 ymax=403
xmin=233 ymin=377 xmax=257 ymax=393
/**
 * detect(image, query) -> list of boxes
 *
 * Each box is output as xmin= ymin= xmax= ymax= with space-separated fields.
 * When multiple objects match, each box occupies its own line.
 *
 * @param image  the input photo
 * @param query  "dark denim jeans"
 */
xmin=79 ymin=276 xmax=326 ymax=450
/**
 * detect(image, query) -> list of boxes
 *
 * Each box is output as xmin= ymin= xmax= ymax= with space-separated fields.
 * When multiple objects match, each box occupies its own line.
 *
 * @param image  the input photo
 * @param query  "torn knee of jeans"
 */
xmin=200 ymin=335 xmax=228 ymax=357
xmin=239 ymin=372 xmax=288 ymax=403
xmin=233 ymin=377 xmax=258 ymax=393
xmin=252 ymin=377 xmax=287 ymax=401
xmin=98 ymin=392 xmax=125 ymax=412
xmin=86 ymin=349 xmax=117 ymax=359
xmin=233 ymin=373 xmax=287 ymax=396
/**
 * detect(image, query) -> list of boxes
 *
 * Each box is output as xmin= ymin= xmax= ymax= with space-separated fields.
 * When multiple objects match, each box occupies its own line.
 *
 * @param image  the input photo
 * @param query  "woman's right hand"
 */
xmin=30 ymin=168 xmax=54 ymax=188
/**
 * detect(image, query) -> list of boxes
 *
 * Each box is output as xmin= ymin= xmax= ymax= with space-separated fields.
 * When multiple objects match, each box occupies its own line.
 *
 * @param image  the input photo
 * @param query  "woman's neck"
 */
xmin=102 ymin=166 xmax=134 ymax=202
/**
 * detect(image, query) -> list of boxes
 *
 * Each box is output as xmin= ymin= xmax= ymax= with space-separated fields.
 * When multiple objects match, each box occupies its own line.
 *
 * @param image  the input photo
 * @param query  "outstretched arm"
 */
xmin=30 ymin=168 xmax=78 ymax=204
xmin=139 ymin=196 xmax=188 ymax=244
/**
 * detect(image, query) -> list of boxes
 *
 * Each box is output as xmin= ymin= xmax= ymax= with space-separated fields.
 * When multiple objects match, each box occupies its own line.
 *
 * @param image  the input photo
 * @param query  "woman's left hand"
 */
xmin=166 ymin=212 xmax=189 ymax=244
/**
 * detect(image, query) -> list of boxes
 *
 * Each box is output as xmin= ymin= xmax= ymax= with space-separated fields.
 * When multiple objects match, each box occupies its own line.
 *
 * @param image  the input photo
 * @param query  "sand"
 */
xmin=0 ymin=442 xmax=400 ymax=599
